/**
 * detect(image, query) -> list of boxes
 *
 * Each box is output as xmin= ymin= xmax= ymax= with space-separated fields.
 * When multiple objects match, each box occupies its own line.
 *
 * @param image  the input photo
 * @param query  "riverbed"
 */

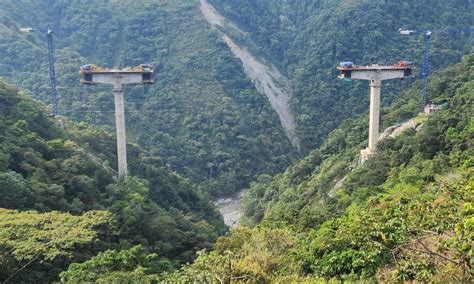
xmin=214 ymin=192 xmax=243 ymax=228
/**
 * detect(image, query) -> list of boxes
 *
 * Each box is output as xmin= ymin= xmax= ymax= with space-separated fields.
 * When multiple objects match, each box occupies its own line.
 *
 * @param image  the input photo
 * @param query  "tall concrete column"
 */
xmin=80 ymin=65 xmax=154 ymax=179
xmin=337 ymin=63 xmax=412 ymax=163
xmin=368 ymin=78 xmax=381 ymax=154
xmin=113 ymin=81 xmax=127 ymax=179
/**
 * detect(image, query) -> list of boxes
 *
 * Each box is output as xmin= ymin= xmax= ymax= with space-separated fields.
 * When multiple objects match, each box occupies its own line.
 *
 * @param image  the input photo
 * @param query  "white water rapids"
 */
xmin=200 ymin=0 xmax=301 ymax=152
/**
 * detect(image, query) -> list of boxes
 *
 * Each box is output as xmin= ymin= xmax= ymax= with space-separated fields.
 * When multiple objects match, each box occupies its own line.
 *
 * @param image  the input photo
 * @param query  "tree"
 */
xmin=0 ymin=209 xmax=115 ymax=283
xmin=60 ymin=245 xmax=170 ymax=283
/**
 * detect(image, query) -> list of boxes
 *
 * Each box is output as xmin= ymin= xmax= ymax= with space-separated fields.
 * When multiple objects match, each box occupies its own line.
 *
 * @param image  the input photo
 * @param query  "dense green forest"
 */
xmin=1 ymin=0 xmax=472 ymax=197
xmin=0 ymin=0 xmax=473 ymax=282
xmin=0 ymin=79 xmax=226 ymax=282
xmin=52 ymin=43 xmax=474 ymax=284
xmin=0 ymin=0 xmax=294 ymax=196
xmin=157 ymin=47 xmax=474 ymax=283
xmin=209 ymin=0 xmax=474 ymax=150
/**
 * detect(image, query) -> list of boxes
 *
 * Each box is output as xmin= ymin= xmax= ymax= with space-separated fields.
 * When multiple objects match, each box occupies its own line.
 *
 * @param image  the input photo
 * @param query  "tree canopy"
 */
xmin=0 ymin=79 xmax=225 ymax=282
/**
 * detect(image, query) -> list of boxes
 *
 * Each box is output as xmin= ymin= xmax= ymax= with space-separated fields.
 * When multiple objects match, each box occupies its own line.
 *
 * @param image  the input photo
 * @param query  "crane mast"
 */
xmin=20 ymin=27 xmax=59 ymax=116
xmin=400 ymin=28 xmax=472 ymax=111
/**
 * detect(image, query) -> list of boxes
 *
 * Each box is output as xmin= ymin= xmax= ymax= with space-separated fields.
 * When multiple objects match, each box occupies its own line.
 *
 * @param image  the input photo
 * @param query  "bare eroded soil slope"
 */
xmin=200 ymin=0 xmax=301 ymax=151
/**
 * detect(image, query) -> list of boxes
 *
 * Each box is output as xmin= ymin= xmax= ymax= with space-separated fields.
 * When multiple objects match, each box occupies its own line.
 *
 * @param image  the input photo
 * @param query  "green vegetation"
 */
xmin=0 ymin=79 xmax=225 ymax=282
xmin=209 ymin=0 xmax=474 ymax=151
xmin=0 ymin=1 xmax=473 ymax=282
xmin=163 ymin=50 xmax=474 ymax=282
xmin=168 ymin=173 xmax=471 ymax=282
xmin=2 ymin=0 xmax=471 ymax=196
xmin=0 ymin=209 xmax=113 ymax=283
xmin=0 ymin=0 xmax=294 ymax=196
xmin=59 ymin=245 xmax=168 ymax=283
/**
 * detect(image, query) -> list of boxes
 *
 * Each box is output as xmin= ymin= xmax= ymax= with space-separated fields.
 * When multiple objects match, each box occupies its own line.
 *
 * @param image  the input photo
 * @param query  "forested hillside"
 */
xmin=158 ymin=48 xmax=474 ymax=283
xmin=209 ymin=0 xmax=474 ymax=150
xmin=0 ymin=0 xmax=473 ymax=282
xmin=0 ymin=79 xmax=226 ymax=282
xmin=54 ymin=43 xmax=474 ymax=284
xmin=0 ymin=0 xmax=294 ymax=196
xmin=1 ymin=0 xmax=472 ymax=197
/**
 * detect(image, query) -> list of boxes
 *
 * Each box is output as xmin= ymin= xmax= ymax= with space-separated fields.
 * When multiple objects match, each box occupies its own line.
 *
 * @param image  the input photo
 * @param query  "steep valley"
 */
xmin=0 ymin=0 xmax=473 ymax=282
xmin=0 ymin=0 xmax=295 ymax=197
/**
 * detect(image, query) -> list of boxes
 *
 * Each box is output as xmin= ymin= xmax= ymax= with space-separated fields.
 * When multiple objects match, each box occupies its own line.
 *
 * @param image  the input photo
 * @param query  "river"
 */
xmin=214 ymin=192 xmax=243 ymax=228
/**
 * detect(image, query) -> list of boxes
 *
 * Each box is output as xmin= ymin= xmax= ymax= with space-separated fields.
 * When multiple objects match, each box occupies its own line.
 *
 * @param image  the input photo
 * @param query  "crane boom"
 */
xmin=47 ymin=29 xmax=58 ymax=116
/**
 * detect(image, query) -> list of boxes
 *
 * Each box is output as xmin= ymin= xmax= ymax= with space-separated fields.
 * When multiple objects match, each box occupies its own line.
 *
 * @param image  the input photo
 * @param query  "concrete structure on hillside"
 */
xmin=337 ymin=61 xmax=413 ymax=162
xmin=79 ymin=64 xmax=154 ymax=179
xmin=424 ymin=103 xmax=444 ymax=115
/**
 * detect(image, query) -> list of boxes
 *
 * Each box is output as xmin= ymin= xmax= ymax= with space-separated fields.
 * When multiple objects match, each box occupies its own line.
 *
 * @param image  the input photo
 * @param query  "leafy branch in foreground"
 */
xmin=0 ymin=209 xmax=114 ymax=283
